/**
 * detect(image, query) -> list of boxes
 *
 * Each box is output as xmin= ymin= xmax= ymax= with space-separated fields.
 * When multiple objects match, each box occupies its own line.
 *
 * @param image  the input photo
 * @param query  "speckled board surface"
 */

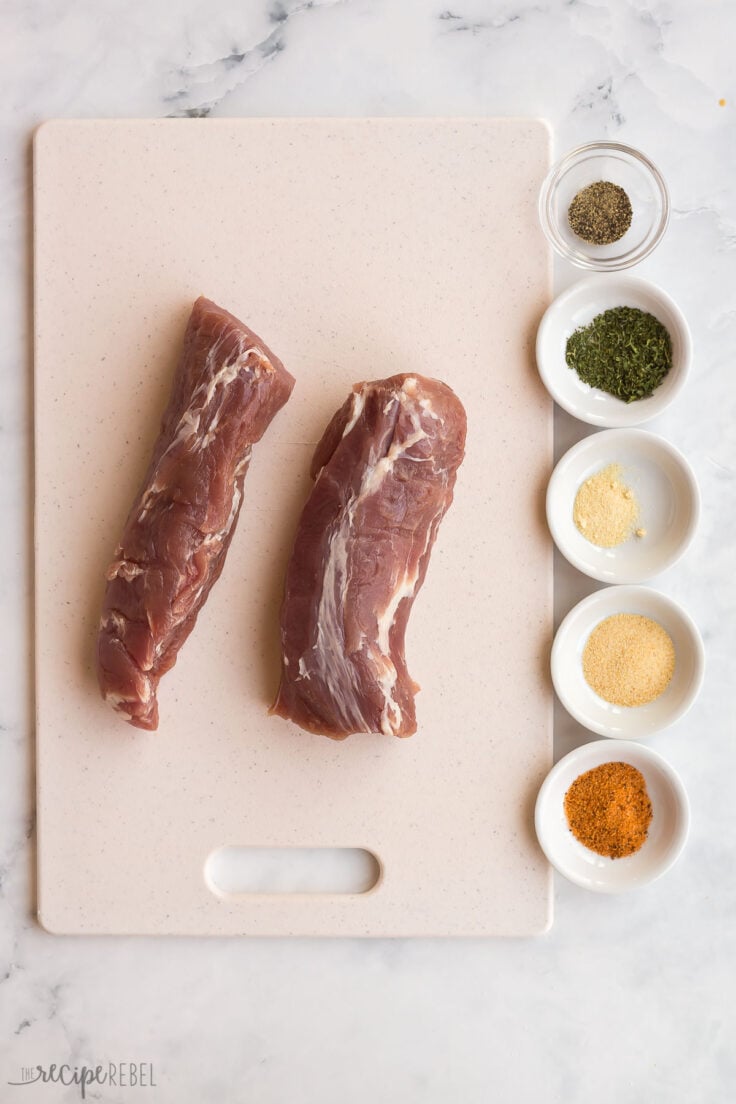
xmin=34 ymin=118 xmax=553 ymax=936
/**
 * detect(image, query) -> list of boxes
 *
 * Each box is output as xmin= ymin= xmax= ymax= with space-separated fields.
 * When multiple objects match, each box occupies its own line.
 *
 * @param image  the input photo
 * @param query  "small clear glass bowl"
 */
xmin=539 ymin=142 xmax=670 ymax=270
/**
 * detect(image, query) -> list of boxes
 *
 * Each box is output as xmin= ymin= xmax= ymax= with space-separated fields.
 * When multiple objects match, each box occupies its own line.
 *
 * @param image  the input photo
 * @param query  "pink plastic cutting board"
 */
xmin=34 ymin=118 xmax=553 ymax=936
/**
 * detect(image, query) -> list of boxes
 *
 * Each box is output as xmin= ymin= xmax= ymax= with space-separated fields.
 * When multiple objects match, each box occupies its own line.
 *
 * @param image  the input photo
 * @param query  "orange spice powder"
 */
xmin=564 ymin=761 xmax=653 ymax=859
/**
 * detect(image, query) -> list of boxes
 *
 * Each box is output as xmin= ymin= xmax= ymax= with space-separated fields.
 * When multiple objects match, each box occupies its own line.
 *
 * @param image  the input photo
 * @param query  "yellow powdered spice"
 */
xmin=573 ymin=463 xmax=641 ymax=548
xmin=583 ymin=613 xmax=675 ymax=707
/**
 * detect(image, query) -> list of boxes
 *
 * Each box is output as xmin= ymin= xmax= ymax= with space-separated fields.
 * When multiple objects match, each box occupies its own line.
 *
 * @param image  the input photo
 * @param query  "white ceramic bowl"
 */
xmin=538 ymin=141 xmax=669 ymax=271
xmin=551 ymin=585 xmax=704 ymax=739
xmin=536 ymin=276 xmax=691 ymax=427
xmin=535 ymin=739 xmax=690 ymax=893
xmin=547 ymin=429 xmax=700 ymax=584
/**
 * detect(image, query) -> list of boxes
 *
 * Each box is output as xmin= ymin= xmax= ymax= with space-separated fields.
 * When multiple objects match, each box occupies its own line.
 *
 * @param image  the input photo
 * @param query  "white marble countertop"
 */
xmin=2 ymin=1 xmax=734 ymax=1100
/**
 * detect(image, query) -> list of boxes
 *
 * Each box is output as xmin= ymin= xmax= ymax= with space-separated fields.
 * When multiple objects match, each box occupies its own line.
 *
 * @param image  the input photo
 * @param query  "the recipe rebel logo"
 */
xmin=8 ymin=1061 xmax=157 ymax=1098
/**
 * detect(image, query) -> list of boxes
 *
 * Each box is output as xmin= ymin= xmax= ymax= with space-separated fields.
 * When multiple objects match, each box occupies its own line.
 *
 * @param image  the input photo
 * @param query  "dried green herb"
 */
xmin=568 ymin=181 xmax=633 ymax=245
xmin=565 ymin=307 xmax=672 ymax=403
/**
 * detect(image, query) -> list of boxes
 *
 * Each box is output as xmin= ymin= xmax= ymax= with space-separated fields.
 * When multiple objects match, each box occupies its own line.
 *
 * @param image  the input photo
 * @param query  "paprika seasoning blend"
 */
xmin=564 ymin=761 xmax=653 ymax=859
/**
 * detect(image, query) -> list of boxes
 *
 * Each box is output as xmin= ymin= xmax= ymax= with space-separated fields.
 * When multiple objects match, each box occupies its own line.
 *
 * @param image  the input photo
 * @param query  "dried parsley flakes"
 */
xmin=565 ymin=307 xmax=672 ymax=403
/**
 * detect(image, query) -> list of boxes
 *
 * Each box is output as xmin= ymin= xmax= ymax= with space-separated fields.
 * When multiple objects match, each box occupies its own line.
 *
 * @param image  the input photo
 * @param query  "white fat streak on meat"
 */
xmin=106 ymin=682 xmax=153 ymax=716
xmin=342 ymin=389 xmax=366 ymax=439
xmin=100 ymin=610 xmax=126 ymax=635
xmin=312 ymin=500 xmax=362 ymax=728
xmin=140 ymin=448 xmax=253 ymax=667
xmin=201 ymin=447 xmax=252 ymax=547
xmin=419 ymin=395 xmax=440 ymax=420
xmin=107 ymin=560 xmax=145 ymax=582
xmin=106 ymin=691 xmax=136 ymax=709
xmin=137 ymin=339 xmax=270 ymax=520
xmin=103 ymin=636 xmax=154 ymax=709
xmin=301 ymin=377 xmax=440 ymax=736
xmin=373 ymin=508 xmax=439 ymax=733
xmin=107 ymin=680 xmax=152 ymax=706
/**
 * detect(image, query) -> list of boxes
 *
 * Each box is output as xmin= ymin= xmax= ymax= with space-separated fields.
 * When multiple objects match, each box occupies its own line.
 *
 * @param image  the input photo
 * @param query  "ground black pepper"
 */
xmin=568 ymin=180 xmax=633 ymax=245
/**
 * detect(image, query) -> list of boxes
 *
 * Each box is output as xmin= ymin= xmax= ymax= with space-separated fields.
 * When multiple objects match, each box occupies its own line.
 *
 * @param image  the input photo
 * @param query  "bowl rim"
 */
xmin=536 ymin=273 xmax=693 ymax=428
xmin=534 ymin=738 xmax=691 ymax=892
xmin=550 ymin=583 xmax=706 ymax=739
xmin=546 ymin=427 xmax=701 ymax=583
xmin=538 ymin=140 xmax=670 ymax=271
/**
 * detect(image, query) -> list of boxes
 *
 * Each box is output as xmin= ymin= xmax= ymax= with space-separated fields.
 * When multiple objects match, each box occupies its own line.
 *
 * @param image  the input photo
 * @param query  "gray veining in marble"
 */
xmin=1 ymin=0 xmax=735 ymax=1100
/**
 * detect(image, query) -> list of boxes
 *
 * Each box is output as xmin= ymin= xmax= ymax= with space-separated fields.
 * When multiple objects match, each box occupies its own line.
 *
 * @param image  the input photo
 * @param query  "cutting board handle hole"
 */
xmin=204 ymin=846 xmax=381 ymax=896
